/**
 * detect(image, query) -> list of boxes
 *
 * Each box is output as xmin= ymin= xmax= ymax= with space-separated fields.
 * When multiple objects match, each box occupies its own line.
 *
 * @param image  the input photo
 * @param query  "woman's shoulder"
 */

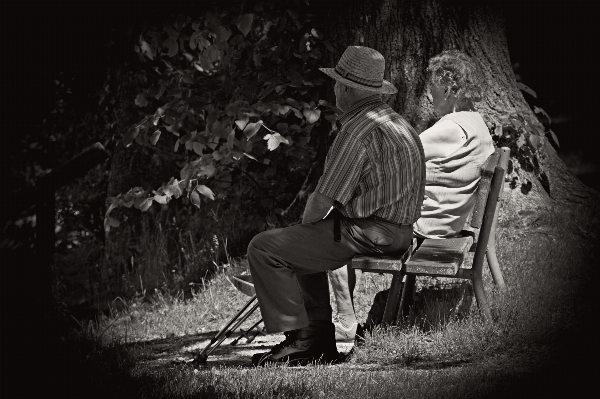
xmin=422 ymin=119 xmax=463 ymax=139
xmin=440 ymin=111 xmax=483 ymax=124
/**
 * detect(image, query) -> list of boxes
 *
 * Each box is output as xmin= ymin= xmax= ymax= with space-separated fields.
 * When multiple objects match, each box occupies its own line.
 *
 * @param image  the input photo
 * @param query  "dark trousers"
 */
xmin=248 ymin=212 xmax=413 ymax=333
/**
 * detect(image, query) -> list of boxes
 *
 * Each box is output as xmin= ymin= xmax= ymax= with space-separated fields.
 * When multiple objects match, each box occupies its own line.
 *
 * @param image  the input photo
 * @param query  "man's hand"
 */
xmin=302 ymin=192 xmax=335 ymax=224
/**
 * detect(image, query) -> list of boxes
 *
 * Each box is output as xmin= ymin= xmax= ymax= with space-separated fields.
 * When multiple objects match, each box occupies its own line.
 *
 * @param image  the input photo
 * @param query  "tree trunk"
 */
xmin=314 ymin=0 xmax=597 ymax=227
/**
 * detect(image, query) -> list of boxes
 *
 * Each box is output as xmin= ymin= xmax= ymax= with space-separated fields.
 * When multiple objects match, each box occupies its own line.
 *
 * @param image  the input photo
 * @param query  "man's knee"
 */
xmin=248 ymin=231 xmax=269 ymax=255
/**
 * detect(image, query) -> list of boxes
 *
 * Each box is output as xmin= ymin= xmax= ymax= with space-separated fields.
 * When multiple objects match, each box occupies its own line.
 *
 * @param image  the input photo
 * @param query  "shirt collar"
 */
xmin=337 ymin=95 xmax=383 ymax=127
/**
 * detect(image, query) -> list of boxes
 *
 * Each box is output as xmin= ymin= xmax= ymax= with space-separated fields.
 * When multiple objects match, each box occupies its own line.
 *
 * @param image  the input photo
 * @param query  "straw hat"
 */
xmin=319 ymin=46 xmax=397 ymax=94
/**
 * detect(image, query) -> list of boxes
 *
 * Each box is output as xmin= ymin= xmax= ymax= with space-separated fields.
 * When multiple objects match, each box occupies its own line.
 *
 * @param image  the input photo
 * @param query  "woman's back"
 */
xmin=414 ymin=111 xmax=494 ymax=238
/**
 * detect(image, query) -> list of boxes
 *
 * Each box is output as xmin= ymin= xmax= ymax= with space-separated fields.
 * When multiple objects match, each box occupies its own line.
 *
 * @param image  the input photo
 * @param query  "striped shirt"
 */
xmin=316 ymin=95 xmax=425 ymax=225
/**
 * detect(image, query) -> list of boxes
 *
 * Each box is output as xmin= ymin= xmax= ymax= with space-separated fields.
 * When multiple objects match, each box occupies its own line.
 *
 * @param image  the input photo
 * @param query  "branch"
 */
xmin=282 ymin=161 xmax=318 ymax=217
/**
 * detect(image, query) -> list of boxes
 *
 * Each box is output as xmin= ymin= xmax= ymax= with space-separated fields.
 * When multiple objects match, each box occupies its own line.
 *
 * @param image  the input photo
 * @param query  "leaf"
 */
xmin=134 ymin=198 xmax=153 ymax=211
xmin=192 ymin=142 xmax=204 ymax=155
xmin=135 ymin=94 xmax=148 ymax=107
xmin=528 ymin=133 xmax=543 ymax=150
xmin=303 ymin=108 xmax=321 ymax=124
xmin=318 ymin=99 xmax=335 ymax=109
xmin=322 ymin=40 xmax=338 ymax=54
xmin=533 ymin=105 xmax=551 ymax=126
xmin=516 ymin=134 xmax=526 ymax=149
xmin=140 ymin=39 xmax=155 ymax=60
xmin=287 ymin=70 xmax=303 ymax=86
xmin=275 ymin=85 xmax=286 ymax=95
xmin=198 ymin=163 xmax=216 ymax=178
xmin=215 ymin=170 xmax=232 ymax=188
xmin=190 ymin=190 xmax=201 ymax=208
xmin=212 ymin=121 xmax=230 ymax=139
xmin=516 ymin=82 xmax=537 ymax=98
xmin=196 ymin=185 xmax=215 ymax=200
xmin=107 ymin=216 xmax=120 ymax=227
xmin=243 ymin=153 xmax=257 ymax=161
xmin=237 ymin=13 xmax=254 ymax=37
xmin=147 ymin=83 xmax=166 ymax=100
xmin=121 ymin=195 xmax=135 ymax=208
xmin=227 ymin=129 xmax=236 ymax=149
xmin=150 ymin=129 xmax=161 ymax=145
xmin=263 ymin=79 xmax=280 ymax=97
xmin=285 ymin=98 xmax=301 ymax=108
xmin=264 ymin=132 xmax=290 ymax=151
xmin=243 ymin=120 xmax=263 ymax=139
xmin=206 ymin=45 xmax=220 ymax=64
xmin=153 ymin=194 xmax=168 ymax=204
xmin=235 ymin=115 xmax=249 ymax=130
xmin=208 ymin=20 xmax=232 ymax=42
xmin=104 ymin=215 xmax=119 ymax=234
xmin=494 ymin=125 xmax=503 ymax=136
xmin=164 ymin=180 xmax=183 ymax=199
xmin=547 ymin=129 xmax=560 ymax=147
xmin=253 ymin=51 xmax=262 ymax=67
xmin=291 ymin=107 xmax=304 ymax=120
xmin=164 ymin=38 xmax=179 ymax=57
xmin=122 ymin=127 xmax=139 ymax=147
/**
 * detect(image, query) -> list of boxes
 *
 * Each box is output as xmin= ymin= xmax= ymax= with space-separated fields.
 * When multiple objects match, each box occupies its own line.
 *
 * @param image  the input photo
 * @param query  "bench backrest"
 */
xmin=470 ymin=149 xmax=501 ymax=229
xmin=470 ymin=147 xmax=510 ymax=275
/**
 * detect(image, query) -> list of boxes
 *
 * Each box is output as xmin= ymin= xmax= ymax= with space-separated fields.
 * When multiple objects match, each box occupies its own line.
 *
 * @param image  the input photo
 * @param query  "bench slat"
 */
xmin=405 ymin=236 xmax=474 ymax=276
xmin=351 ymin=244 xmax=412 ymax=274
xmin=471 ymin=150 xmax=500 ymax=228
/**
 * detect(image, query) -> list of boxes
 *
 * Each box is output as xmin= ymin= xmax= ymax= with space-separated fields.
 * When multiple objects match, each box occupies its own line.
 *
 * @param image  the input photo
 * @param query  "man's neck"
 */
xmin=341 ymin=93 xmax=380 ymax=113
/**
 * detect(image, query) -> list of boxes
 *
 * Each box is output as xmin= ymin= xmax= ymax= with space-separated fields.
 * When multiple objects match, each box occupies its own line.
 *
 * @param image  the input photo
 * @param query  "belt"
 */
xmin=366 ymin=214 xmax=413 ymax=229
xmin=332 ymin=210 xmax=412 ymax=242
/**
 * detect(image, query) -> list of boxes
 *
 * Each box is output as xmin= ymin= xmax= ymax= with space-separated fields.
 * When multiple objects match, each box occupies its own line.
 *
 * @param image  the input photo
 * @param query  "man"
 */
xmin=248 ymin=46 xmax=425 ymax=366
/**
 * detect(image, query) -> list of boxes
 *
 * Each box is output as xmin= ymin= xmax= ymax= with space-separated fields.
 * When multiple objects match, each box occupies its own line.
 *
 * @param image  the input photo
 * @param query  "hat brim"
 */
xmin=319 ymin=67 xmax=398 ymax=95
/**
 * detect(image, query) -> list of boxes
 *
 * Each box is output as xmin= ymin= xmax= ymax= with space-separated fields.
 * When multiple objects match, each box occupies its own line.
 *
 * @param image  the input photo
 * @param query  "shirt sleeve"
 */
xmin=419 ymin=120 xmax=466 ymax=161
xmin=315 ymin=129 xmax=366 ymax=206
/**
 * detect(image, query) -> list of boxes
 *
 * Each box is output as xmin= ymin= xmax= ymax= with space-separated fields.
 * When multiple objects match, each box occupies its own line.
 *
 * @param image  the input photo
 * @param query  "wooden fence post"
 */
xmin=9 ymin=143 xmax=109 ymax=328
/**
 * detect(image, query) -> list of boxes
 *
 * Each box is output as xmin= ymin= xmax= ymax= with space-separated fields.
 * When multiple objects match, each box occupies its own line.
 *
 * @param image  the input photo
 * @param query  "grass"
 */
xmin=53 ymin=204 xmax=598 ymax=398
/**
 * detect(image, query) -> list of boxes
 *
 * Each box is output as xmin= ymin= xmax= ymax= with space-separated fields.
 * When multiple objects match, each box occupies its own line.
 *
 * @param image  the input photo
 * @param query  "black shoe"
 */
xmin=251 ymin=329 xmax=299 ymax=365
xmin=252 ymin=323 xmax=339 ymax=367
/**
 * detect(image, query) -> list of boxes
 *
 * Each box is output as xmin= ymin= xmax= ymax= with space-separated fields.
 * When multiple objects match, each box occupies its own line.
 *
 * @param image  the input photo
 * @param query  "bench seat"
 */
xmin=351 ymin=242 xmax=414 ymax=274
xmin=405 ymin=236 xmax=474 ymax=276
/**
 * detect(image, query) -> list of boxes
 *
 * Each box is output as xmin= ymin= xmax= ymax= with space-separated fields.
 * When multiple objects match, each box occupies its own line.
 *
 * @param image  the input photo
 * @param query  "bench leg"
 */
xmin=486 ymin=198 xmax=507 ymax=290
xmin=381 ymin=274 xmax=403 ymax=326
xmin=486 ymin=246 xmax=506 ymax=290
xmin=472 ymin=276 xmax=492 ymax=322
xmin=397 ymin=274 xmax=416 ymax=322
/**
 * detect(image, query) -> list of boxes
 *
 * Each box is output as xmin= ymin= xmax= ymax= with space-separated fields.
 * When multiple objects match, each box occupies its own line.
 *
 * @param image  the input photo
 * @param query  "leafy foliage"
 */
xmin=490 ymin=85 xmax=556 ymax=194
xmin=106 ymin=0 xmax=339 ymax=234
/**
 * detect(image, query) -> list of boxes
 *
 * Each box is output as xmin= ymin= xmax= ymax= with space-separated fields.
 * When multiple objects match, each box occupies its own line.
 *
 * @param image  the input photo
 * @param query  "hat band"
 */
xmin=335 ymin=65 xmax=383 ymax=89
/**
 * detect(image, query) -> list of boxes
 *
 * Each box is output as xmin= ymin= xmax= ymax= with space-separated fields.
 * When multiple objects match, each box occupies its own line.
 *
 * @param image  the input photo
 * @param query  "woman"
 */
xmin=414 ymin=49 xmax=495 ymax=238
xmin=330 ymin=49 xmax=495 ymax=340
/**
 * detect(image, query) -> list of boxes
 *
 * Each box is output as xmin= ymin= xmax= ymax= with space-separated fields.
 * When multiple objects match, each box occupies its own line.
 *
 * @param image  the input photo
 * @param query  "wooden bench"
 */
xmin=351 ymin=147 xmax=510 ymax=324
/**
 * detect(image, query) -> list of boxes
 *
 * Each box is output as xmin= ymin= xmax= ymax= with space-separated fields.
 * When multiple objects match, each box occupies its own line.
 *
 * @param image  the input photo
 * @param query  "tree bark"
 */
xmin=315 ymin=0 xmax=597 ymax=227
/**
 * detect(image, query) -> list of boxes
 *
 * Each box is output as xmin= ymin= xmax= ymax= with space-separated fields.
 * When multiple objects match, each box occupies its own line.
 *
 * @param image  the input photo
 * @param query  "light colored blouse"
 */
xmin=414 ymin=111 xmax=495 ymax=238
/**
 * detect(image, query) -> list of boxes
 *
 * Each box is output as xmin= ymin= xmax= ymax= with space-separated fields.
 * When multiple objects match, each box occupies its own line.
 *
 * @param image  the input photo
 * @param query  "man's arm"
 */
xmin=302 ymin=191 xmax=335 ymax=224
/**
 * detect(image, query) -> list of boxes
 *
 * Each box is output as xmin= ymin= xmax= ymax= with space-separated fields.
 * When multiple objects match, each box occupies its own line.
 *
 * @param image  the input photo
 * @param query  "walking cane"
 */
xmin=193 ymin=295 xmax=259 ymax=364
